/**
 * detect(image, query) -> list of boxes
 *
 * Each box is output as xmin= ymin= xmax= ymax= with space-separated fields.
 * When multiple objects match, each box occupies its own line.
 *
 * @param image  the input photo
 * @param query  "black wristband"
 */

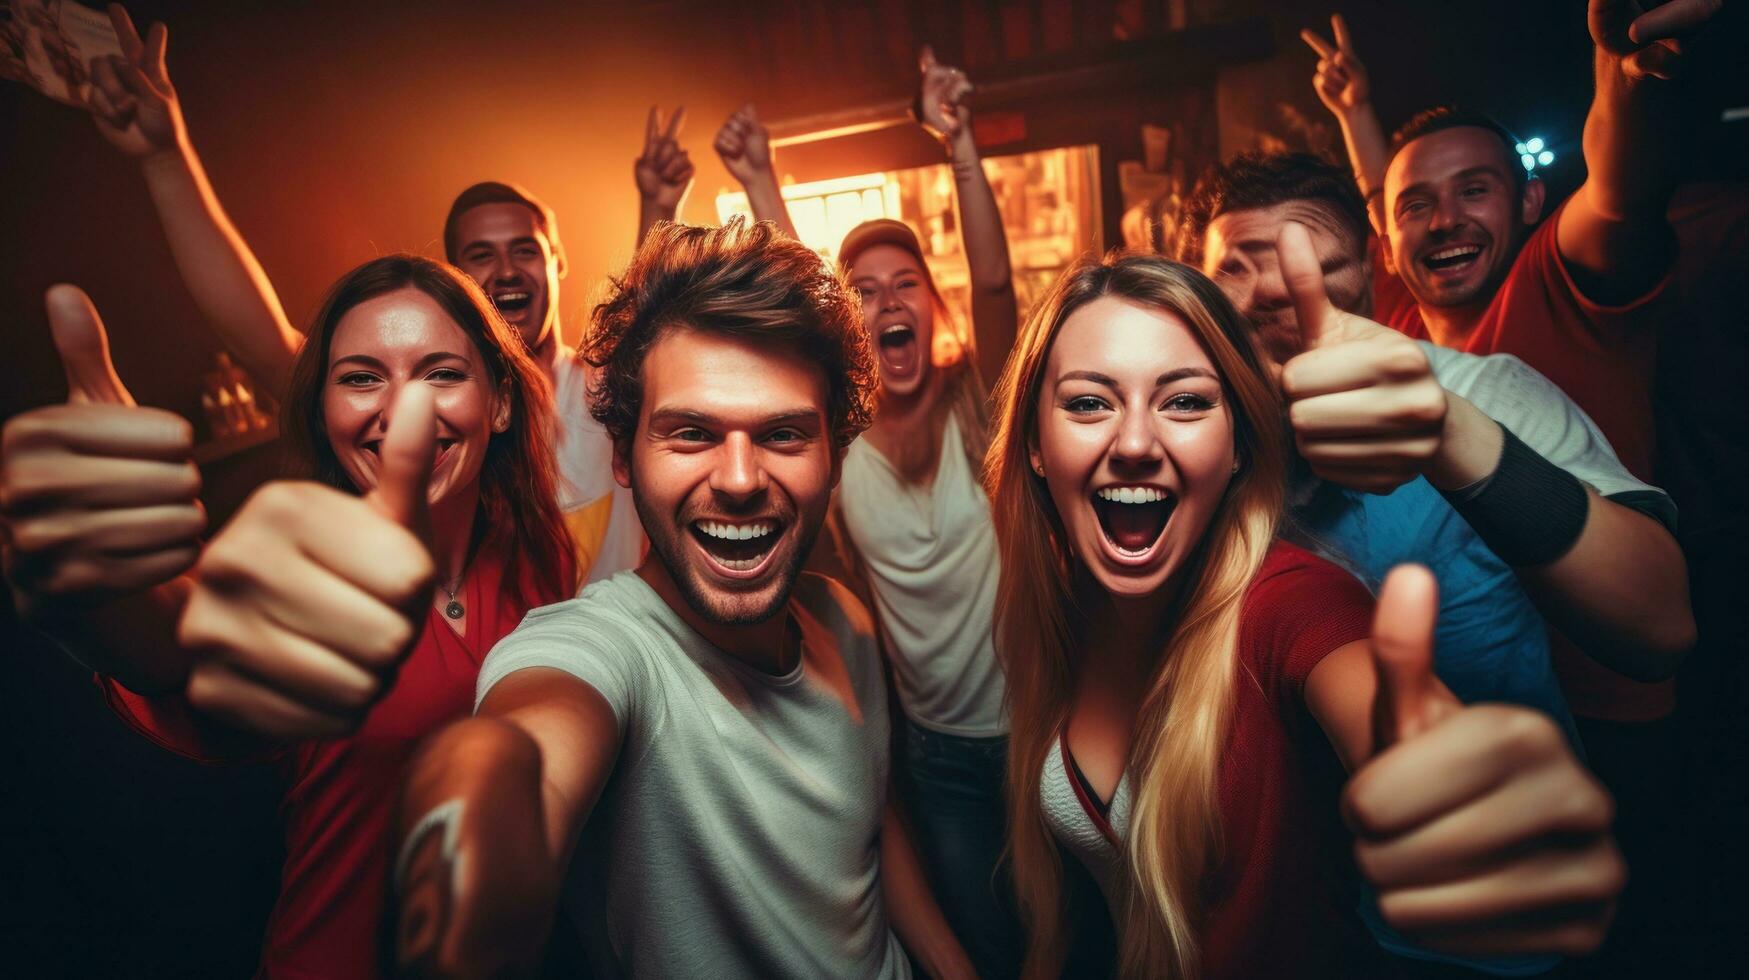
xmin=1440 ymin=425 xmax=1589 ymax=567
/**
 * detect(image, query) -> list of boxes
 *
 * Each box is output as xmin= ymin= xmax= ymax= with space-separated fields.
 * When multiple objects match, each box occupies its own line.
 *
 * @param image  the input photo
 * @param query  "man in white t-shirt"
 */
xmin=389 ymin=219 xmax=974 ymax=980
xmin=443 ymin=182 xmax=644 ymax=584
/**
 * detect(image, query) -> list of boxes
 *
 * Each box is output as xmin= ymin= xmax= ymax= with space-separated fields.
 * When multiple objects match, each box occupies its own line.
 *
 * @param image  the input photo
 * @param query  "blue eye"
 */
xmin=1163 ymin=393 xmax=1214 ymax=412
xmin=337 ymin=372 xmax=380 ymax=387
xmin=1065 ymin=395 xmax=1108 ymax=414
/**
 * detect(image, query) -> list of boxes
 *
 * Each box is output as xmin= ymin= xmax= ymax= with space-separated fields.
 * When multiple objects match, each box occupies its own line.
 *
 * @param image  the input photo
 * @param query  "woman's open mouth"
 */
xmin=1091 ymin=485 xmax=1176 ymax=561
xmin=876 ymin=323 xmax=919 ymax=379
xmin=688 ymin=518 xmax=784 ymax=576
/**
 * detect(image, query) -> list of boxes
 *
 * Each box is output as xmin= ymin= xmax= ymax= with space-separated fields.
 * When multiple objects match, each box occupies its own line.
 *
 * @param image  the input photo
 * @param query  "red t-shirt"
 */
xmin=1063 ymin=541 xmax=1379 ymax=978
xmin=1372 ymin=212 xmax=1673 ymax=722
xmin=101 ymin=549 xmax=564 ymax=979
xmin=1374 ymin=203 xmax=1663 ymax=482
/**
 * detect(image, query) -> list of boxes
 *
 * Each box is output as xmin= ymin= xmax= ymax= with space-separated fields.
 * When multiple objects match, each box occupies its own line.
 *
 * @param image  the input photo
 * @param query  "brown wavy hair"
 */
xmin=986 ymin=252 xmax=1287 ymax=979
xmin=584 ymin=217 xmax=875 ymax=449
xmin=280 ymin=254 xmax=575 ymax=607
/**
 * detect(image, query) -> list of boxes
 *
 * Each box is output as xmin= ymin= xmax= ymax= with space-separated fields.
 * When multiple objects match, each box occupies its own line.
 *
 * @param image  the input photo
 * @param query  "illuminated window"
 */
xmin=716 ymin=144 xmax=1102 ymax=322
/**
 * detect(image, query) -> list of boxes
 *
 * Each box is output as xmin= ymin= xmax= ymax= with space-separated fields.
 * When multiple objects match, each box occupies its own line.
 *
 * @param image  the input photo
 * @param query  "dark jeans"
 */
xmin=897 ymin=718 xmax=1023 ymax=980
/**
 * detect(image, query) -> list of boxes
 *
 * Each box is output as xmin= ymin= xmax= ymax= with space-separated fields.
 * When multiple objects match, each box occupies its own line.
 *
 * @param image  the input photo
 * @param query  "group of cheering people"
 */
xmin=1 ymin=1 xmax=1732 ymax=978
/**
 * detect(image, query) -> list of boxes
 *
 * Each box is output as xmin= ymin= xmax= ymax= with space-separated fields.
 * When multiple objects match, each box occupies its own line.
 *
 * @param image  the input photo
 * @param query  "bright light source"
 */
xmin=1515 ymin=142 xmax=1528 ymax=155
xmin=1537 ymin=150 xmax=1555 ymax=166
xmin=1522 ymin=153 xmax=1536 ymax=170
xmin=1526 ymin=137 xmax=1545 ymax=154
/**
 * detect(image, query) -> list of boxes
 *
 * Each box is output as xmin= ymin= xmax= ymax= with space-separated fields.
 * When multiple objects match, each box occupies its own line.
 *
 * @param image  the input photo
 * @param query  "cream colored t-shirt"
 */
xmin=839 ymin=414 xmax=1006 ymax=736
xmin=552 ymin=350 xmax=643 ymax=587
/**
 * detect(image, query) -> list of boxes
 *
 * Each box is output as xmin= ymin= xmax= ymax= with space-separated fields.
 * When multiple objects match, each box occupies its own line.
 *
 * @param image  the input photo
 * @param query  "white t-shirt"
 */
xmin=1421 ymin=343 xmax=1669 ymax=515
xmin=839 ymin=414 xmax=1006 ymax=736
xmin=552 ymin=349 xmax=644 ymax=587
xmin=475 ymin=571 xmax=909 ymax=980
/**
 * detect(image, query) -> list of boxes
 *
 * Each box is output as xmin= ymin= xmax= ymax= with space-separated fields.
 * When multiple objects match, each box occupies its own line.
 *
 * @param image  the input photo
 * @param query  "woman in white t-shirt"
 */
xmin=712 ymin=48 xmax=1024 ymax=976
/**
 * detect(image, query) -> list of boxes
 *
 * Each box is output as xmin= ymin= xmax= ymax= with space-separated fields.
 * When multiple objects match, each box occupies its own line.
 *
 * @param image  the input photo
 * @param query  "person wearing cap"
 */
xmin=719 ymin=47 xmax=1023 ymax=977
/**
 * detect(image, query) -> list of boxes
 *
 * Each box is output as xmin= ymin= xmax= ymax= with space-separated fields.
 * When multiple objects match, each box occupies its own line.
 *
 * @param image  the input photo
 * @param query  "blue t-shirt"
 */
xmin=1293 ymin=477 xmax=1578 ymax=739
xmin=1294 ymin=477 xmax=1574 ymax=979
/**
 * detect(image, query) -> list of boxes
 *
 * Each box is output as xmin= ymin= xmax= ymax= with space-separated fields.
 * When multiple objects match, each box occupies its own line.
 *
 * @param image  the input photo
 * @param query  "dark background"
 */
xmin=3 ymin=1 xmax=1745 ymax=975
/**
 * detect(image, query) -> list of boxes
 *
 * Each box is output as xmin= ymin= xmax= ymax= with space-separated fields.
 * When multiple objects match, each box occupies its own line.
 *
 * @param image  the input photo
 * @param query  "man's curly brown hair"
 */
xmin=584 ymin=218 xmax=875 ymax=449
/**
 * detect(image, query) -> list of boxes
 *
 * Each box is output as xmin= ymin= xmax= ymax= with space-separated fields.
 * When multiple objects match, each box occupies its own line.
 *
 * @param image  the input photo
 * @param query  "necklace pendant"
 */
xmin=444 ymin=599 xmax=465 ymax=620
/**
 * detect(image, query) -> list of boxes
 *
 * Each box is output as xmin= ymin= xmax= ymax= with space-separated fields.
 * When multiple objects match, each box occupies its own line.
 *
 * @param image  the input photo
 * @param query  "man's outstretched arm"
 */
xmin=393 ymin=668 xmax=621 ymax=978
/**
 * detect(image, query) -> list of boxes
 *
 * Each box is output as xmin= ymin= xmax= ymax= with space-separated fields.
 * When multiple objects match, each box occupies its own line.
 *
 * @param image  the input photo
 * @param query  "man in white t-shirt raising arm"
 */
xmin=389 ymin=219 xmax=974 ymax=980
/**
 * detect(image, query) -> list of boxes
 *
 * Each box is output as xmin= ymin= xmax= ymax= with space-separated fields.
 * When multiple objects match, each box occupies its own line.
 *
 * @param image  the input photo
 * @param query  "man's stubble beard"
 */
xmin=628 ymin=471 xmax=826 ymax=628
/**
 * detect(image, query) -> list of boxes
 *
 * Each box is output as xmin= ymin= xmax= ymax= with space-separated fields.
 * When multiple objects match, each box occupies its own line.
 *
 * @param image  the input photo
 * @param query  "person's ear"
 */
xmin=828 ymin=443 xmax=846 ymax=492
xmin=1028 ymin=442 xmax=1045 ymax=479
xmin=554 ymin=241 xmax=569 ymax=280
xmin=1521 ymin=178 xmax=1546 ymax=227
xmin=1380 ymin=234 xmax=1398 ymax=277
xmin=611 ymin=436 xmax=632 ymax=489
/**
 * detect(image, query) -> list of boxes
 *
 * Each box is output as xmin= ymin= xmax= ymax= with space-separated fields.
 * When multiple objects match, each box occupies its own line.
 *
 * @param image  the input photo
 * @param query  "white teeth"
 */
xmin=1096 ymin=486 xmax=1168 ymax=504
xmin=717 ymin=556 xmax=760 ymax=571
xmin=697 ymin=521 xmax=775 ymax=541
xmin=881 ymin=324 xmax=912 ymax=336
xmin=1429 ymin=247 xmax=1479 ymax=261
xmin=496 ymin=292 xmax=530 ymax=302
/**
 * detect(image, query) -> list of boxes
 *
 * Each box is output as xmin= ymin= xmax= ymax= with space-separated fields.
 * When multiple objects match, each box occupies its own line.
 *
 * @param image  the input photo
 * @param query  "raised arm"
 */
xmin=1277 ymin=222 xmax=1694 ymax=681
xmin=1557 ymin=0 xmax=1722 ymax=303
xmin=1305 ymin=567 xmax=1623 ymax=959
xmin=393 ymin=667 xmax=622 ymax=978
xmin=635 ymin=105 xmax=696 ymax=247
xmin=1300 ymin=15 xmax=1389 ymax=236
xmin=915 ymin=47 xmax=1018 ymax=389
xmin=713 ymin=103 xmax=800 ymax=240
xmin=2 ymin=285 xmax=204 ymax=692
xmin=87 ymin=6 xmax=300 ymax=392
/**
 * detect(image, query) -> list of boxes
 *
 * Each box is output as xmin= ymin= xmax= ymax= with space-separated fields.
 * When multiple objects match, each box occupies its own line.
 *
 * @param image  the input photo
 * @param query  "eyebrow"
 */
xmin=646 ymin=407 xmax=823 ymax=429
xmin=329 ymin=351 xmax=471 ymax=373
xmin=853 ymin=267 xmax=924 ymax=283
xmin=1396 ymin=166 xmax=1506 ymax=202
xmin=1058 ymin=367 xmax=1219 ymax=387
xmin=459 ymin=236 xmax=541 ymax=253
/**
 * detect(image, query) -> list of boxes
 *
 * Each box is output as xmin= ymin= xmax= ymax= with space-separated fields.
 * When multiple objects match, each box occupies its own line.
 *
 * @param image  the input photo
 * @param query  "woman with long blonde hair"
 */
xmin=987 ymin=250 xmax=1625 ymax=978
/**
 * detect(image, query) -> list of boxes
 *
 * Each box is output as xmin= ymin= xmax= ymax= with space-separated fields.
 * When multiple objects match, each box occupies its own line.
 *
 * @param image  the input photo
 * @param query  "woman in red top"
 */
xmin=2 ymin=255 xmax=573 ymax=978
xmin=983 ymin=250 xmax=1624 ymax=979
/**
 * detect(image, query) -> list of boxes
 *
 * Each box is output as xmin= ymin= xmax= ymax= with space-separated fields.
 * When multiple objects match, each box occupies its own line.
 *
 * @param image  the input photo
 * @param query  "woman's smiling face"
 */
xmin=322 ymin=287 xmax=504 ymax=505
xmin=1032 ymin=295 xmax=1237 ymax=600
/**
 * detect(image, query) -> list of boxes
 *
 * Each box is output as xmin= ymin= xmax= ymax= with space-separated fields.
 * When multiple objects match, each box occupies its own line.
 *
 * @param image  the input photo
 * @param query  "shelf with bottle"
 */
xmin=192 ymin=351 xmax=279 ymax=464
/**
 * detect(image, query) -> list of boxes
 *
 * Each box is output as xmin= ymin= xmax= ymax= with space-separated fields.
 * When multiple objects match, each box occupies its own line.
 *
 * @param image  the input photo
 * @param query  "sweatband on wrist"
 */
xmin=1439 ymin=425 xmax=1589 ymax=567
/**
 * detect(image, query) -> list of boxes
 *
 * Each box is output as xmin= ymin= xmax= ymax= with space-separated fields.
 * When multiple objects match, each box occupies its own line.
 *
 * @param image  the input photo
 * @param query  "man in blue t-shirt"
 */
xmin=1180 ymin=151 xmax=1693 ymax=976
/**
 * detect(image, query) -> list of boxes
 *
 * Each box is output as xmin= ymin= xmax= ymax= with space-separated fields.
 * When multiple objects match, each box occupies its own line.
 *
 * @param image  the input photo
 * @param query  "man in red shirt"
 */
xmin=1309 ymin=1 xmax=1724 ymax=486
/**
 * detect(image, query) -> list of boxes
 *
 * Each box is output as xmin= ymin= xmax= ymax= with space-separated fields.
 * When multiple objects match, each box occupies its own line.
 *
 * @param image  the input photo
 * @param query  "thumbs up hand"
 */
xmin=1344 ymin=566 xmax=1624 ymax=957
xmin=1276 ymin=222 xmax=1448 ymax=495
xmin=1 ymin=285 xmax=204 ymax=623
xmin=177 ymin=385 xmax=438 ymax=739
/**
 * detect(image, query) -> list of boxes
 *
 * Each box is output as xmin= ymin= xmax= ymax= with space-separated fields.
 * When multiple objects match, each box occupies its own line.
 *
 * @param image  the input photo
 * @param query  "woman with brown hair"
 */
xmin=985 ymin=245 xmax=1625 ymax=978
xmin=2 ymin=254 xmax=573 ymax=978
